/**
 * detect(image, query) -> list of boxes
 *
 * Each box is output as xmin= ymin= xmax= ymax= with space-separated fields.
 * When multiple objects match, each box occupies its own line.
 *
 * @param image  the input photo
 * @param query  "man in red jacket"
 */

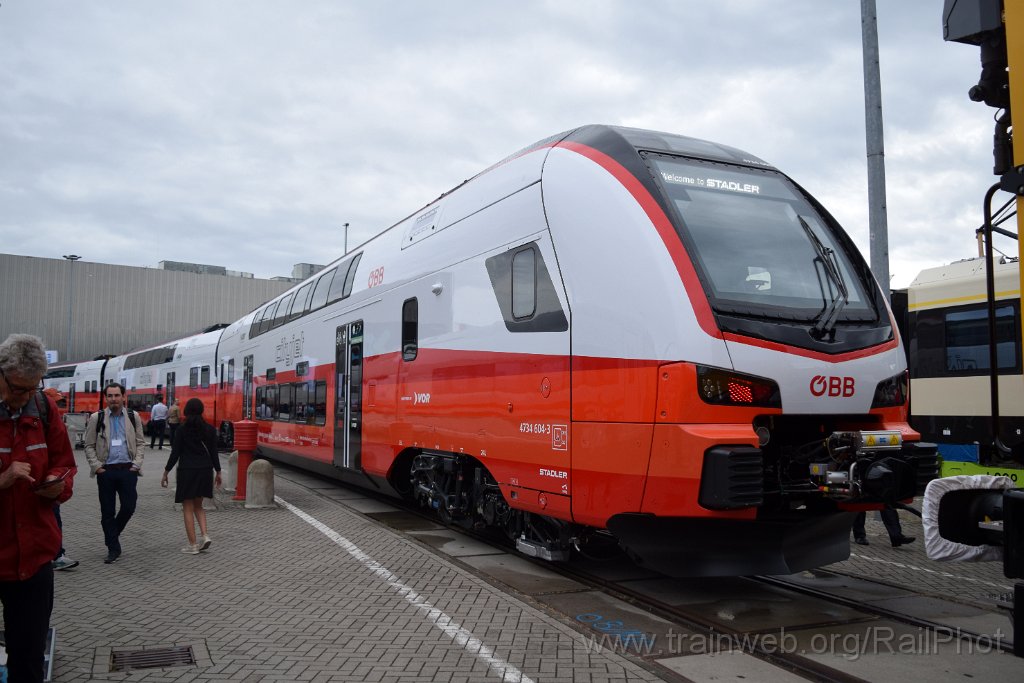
xmin=0 ymin=334 xmax=77 ymax=683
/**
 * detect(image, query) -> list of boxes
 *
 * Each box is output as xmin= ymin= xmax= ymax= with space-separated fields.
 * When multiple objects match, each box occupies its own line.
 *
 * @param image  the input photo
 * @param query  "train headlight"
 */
xmin=870 ymin=370 xmax=908 ymax=408
xmin=696 ymin=365 xmax=781 ymax=408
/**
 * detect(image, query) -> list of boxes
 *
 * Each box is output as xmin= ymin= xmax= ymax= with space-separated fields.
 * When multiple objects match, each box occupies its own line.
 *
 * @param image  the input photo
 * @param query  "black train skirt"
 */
xmin=175 ymin=468 xmax=214 ymax=503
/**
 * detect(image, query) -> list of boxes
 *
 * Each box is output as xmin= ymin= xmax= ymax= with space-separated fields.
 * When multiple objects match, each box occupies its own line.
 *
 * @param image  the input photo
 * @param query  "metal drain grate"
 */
xmin=110 ymin=645 xmax=196 ymax=671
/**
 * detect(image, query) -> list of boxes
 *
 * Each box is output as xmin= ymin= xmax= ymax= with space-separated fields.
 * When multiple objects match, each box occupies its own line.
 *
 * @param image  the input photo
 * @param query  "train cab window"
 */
xmin=343 ymin=253 xmax=362 ymax=298
xmin=314 ymin=380 xmax=327 ymax=425
xmin=278 ymin=384 xmax=293 ymax=420
xmin=288 ymin=282 xmax=313 ymax=322
xmin=271 ymin=293 xmax=295 ymax=329
xmin=201 ymin=366 xmax=210 ymax=389
xmin=308 ymin=268 xmax=337 ymax=312
xmin=402 ymin=298 xmax=418 ymax=361
xmin=512 ymin=248 xmax=536 ymax=319
xmin=189 ymin=367 xmax=199 ymax=389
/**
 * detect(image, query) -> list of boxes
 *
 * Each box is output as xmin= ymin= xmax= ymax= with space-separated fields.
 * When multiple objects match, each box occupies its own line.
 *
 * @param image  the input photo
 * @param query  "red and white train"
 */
xmin=45 ymin=125 xmax=938 ymax=576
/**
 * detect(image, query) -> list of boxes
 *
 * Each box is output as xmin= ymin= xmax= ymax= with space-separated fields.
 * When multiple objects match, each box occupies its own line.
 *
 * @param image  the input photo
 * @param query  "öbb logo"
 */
xmin=810 ymin=375 xmax=855 ymax=397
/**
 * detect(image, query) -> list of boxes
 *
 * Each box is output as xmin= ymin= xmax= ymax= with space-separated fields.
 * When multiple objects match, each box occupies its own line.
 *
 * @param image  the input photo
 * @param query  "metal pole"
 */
xmin=343 ymin=223 xmax=350 ymax=255
xmin=861 ymin=0 xmax=890 ymax=299
xmin=62 ymin=254 xmax=81 ymax=361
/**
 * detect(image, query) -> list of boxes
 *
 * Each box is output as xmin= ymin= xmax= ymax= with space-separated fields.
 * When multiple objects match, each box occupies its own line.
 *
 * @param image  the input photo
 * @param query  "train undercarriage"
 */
xmin=398 ymin=419 xmax=939 ymax=577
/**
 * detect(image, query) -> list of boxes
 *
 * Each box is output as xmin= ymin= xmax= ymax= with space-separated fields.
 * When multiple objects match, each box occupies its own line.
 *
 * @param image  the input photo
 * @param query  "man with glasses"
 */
xmin=85 ymin=382 xmax=145 ymax=564
xmin=0 ymin=333 xmax=77 ymax=683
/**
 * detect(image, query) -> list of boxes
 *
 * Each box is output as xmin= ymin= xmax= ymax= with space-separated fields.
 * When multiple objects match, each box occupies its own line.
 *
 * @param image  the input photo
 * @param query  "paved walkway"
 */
xmin=49 ymin=447 xmax=663 ymax=682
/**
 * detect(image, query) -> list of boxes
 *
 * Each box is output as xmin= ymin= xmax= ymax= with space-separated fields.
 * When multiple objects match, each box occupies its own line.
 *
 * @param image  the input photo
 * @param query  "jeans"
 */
xmin=97 ymin=468 xmax=139 ymax=553
xmin=0 ymin=562 xmax=53 ymax=683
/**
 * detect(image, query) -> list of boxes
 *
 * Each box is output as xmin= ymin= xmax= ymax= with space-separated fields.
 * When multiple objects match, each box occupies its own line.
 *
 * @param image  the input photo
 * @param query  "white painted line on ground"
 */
xmin=849 ymin=552 xmax=1013 ymax=591
xmin=276 ymin=495 xmax=536 ymax=683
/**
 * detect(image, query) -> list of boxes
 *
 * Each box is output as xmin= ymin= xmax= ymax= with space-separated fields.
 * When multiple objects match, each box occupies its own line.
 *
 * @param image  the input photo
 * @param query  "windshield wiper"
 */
xmin=798 ymin=216 xmax=848 ymax=340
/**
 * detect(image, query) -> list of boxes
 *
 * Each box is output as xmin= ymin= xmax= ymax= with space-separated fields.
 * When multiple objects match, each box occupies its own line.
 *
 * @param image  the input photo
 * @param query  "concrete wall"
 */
xmin=0 ymin=253 xmax=293 ymax=362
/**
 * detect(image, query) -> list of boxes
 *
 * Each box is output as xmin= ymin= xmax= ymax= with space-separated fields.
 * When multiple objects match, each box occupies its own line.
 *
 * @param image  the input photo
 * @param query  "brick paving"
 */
xmin=826 ymin=499 xmax=1016 ymax=609
xmin=48 ymin=448 xmax=663 ymax=682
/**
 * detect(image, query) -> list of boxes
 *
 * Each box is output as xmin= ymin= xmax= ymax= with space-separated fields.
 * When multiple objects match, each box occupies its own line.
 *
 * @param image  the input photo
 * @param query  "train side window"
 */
xmin=294 ymin=381 xmax=309 ymax=422
xmin=327 ymin=259 xmax=353 ymax=304
xmin=255 ymin=386 xmax=267 ymax=419
xmin=278 ymin=383 xmax=293 ymax=421
xmin=257 ymin=301 xmax=280 ymax=336
xmin=228 ymin=358 xmax=235 ymax=385
xmin=314 ymin=380 xmax=327 ymax=425
xmin=308 ymin=269 xmax=337 ymax=312
xmin=511 ymin=248 xmax=536 ymax=319
xmin=190 ymin=367 xmax=199 ymax=389
xmin=946 ymin=305 xmax=1019 ymax=373
xmin=201 ymin=366 xmax=210 ymax=389
xmin=266 ymin=384 xmax=278 ymax=418
xmin=288 ymin=282 xmax=313 ymax=322
xmin=402 ymin=298 xmax=418 ymax=361
xmin=249 ymin=305 xmax=268 ymax=339
xmin=343 ymin=253 xmax=363 ymax=298
xmin=484 ymin=243 xmax=568 ymax=333
xmin=219 ymin=363 xmax=225 ymax=390
xmin=272 ymin=293 xmax=295 ymax=329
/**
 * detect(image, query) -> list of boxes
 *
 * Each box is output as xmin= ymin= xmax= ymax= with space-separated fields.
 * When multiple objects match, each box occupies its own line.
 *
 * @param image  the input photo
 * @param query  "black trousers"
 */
xmin=97 ymin=468 xmax=139 ymax=553
xmin=0 ymin=562 xmax=53 ymax=683
xmin=150 ymin=419 xmax=167 ymax=448
xmin=853 ymin=507 xmax=903 ymax=541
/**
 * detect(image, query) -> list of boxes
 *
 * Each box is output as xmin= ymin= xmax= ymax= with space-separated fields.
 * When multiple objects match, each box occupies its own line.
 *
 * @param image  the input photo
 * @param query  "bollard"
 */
xmin=244 ymin=459 xmax=275 ymax=509
xmin=233 ymin=420 xmax=258 ymax=501
xmin=223 ymin=451 xmax=238 ymax=493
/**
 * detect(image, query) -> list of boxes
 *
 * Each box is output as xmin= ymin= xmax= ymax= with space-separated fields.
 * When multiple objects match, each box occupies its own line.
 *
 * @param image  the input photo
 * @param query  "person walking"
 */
xmin=166 ymin=397 xmax=181 ymax=442
xmin=853 ymin=506 xmax=915 ymax=547
xmin=149 ymin=394 xmax=168 ymax=449
xmin=161 ymin=398 xmax=221 ymax=554
xmin=0 ymin=333 xmax=77 ymax=683
xmin=84 ymin=383 xmax=145 ymax=564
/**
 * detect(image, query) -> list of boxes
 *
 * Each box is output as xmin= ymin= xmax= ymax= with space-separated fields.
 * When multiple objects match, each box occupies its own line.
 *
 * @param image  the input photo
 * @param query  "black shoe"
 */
xmin=891 ymin=535 xmax=916 ymax=547
xmin=104 ymin=550 xmax=121 ymax=564
xmin=854 ymin=536 xmax=869 ymax=546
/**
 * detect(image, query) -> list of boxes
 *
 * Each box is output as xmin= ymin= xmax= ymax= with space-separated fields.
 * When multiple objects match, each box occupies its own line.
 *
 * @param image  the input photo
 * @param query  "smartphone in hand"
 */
xmin=33 ymin=470 xmax=70 ymax=490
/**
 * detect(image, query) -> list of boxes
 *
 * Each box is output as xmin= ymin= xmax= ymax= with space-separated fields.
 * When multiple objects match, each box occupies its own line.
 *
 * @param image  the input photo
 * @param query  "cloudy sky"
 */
xmin=0 ymin=1 xmax=1013 ymax=287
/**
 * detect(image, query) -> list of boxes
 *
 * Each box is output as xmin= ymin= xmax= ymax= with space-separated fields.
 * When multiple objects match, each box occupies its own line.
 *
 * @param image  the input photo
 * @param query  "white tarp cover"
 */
xmin=923 ymin=474 xmax=1012 ymax=562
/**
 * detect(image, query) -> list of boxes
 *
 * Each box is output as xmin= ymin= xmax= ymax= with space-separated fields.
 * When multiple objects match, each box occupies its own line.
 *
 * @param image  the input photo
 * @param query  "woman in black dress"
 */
xmin=160 ymin=398 xmax=222 ymax=554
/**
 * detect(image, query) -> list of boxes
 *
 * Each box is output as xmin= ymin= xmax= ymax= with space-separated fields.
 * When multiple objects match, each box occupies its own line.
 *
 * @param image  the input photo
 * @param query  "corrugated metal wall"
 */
xmin=0 ymin=254 xmax=293 ymax=362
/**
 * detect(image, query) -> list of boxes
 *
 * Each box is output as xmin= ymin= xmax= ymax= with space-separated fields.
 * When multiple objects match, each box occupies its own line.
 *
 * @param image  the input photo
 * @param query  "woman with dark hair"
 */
xmin=160 ymin=398 xmax=221 ymax=554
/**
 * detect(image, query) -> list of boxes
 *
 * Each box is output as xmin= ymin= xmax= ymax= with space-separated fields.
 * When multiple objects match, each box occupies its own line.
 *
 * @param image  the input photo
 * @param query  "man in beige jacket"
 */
xmin=84 ymin=383 xmax=145 ymax=563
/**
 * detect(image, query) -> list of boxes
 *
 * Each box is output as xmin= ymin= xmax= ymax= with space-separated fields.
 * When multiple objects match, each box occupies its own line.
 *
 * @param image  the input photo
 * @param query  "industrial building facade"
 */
xmin=1 ymin=253 xmax=294 ymax=363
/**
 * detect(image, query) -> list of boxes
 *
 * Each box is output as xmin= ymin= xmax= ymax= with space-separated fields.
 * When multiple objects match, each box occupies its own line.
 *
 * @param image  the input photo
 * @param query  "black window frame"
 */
xmin=402 ymin=298 xmax=418 ymax=361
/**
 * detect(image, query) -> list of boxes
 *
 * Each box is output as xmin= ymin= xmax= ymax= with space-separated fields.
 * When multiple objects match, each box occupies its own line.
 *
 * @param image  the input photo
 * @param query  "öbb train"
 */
xmin=45 ymin=125 xmax=938 ymax=576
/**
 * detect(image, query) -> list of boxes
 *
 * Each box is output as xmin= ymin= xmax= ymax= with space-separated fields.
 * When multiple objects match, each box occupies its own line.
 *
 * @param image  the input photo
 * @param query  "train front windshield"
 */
xmin=649 ymin=156 xmax=877 ymax=325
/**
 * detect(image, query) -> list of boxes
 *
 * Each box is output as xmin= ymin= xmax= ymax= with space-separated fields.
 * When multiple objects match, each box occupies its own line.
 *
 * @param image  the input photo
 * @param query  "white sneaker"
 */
xmin=199 ymin=535 xmax=212 ymax=551
xmin=180 ymin=544 xmax=200 ymax=555
xmin=53 ymin=554 xmax=80 ymax=570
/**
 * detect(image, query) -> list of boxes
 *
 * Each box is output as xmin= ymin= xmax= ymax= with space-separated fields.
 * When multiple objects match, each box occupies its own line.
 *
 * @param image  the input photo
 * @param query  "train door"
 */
xmin=243 ymin=355 xmax=253 ymax=419
xmin=334 ymin=321 xmax=364 ymax=471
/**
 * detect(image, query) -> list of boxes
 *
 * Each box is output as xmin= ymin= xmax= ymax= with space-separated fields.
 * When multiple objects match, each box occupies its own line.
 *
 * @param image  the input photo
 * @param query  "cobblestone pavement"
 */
xmin=49 ymin=448 xmax=664 ymax=682
xmin=825 ymin=499 xmax=1015 ymax=611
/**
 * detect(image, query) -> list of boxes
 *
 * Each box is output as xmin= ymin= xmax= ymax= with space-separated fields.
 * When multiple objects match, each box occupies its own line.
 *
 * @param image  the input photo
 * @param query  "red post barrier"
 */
xmin=233 ymin=420 xmax=258 ymax=501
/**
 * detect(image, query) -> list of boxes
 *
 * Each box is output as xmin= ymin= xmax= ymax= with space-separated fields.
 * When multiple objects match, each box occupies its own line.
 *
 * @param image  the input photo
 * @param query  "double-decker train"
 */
xmin=45 ymin=125 xmax=938 ymax=576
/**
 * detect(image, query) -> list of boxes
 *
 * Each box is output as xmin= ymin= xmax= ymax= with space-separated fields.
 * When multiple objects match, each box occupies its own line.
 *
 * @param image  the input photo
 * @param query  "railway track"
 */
xmin=272 ymin=464 xmax=1016 ymax=682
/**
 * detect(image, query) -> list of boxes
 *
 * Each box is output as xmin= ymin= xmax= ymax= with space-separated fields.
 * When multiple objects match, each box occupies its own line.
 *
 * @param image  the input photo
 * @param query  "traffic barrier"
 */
xmin=245 ymin=459 xmax=275 ymax=509
xmin=233 ymin=420 xmax=258 ymax=501
xmin=223 ymin=451 xmax=238 ymax=493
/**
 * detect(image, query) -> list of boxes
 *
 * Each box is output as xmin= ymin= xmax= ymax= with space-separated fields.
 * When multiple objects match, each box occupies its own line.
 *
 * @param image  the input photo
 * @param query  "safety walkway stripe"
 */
xmin=276 ymin=495 xmax=536 ymax=683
